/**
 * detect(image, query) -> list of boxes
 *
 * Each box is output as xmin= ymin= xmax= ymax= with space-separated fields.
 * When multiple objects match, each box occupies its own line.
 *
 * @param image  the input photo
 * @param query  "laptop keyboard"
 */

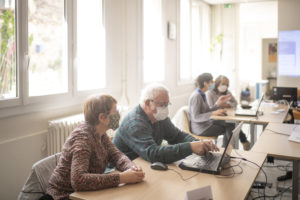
xmin=193 ymin=153 xmax=219 ymax=169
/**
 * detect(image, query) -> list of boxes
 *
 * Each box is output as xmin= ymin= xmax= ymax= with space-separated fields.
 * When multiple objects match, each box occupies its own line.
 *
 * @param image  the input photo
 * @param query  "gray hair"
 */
xmin=139 ymin=83 xmax=169 ymax=107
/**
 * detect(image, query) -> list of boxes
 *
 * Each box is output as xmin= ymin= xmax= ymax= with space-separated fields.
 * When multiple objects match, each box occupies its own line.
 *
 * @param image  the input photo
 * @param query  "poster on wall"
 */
xmin=268 ymin=42 xmax=277 ymax=63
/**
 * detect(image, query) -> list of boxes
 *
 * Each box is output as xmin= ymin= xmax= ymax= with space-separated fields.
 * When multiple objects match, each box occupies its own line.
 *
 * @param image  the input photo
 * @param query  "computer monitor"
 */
xmin=272 ymin=86 xmax=298 ymax=107
xmin=278 ymin=30 xmax=300 ymax=77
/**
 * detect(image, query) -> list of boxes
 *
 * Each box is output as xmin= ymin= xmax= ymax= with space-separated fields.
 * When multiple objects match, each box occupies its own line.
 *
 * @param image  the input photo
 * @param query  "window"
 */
xmin=179 ymin=0 xmax=191 ymax=81
xmin=28 ymin=0 xmax=67 ymax=96
xmin=239 ymin=2 xmax=277 ymax=82
xmin=0 ymin=0 xmax=106 ymax=117
xmin=0 ymin=1 xmax=16 ymax=99
xmin=143 ymin=0 xmax=164 ymax=83
xmin=179 ymin=0 xmax=211 ymax=82
xmin=77 ymin=0 xmax=105 ymax=91
xmin=191 ymin=3 xmax=210 ymax=77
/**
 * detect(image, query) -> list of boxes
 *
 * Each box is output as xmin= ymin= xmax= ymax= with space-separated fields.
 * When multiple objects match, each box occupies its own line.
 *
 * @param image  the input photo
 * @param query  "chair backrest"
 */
xmin=172 ymin=106 xmax=217 ymax=140
xmin=182 ymin=107 xmax=193 ymax=134
xmin=172 ymin=106 xmax=190 ymax=133
xmin=17 ymin=153 xmax=61 ymax=200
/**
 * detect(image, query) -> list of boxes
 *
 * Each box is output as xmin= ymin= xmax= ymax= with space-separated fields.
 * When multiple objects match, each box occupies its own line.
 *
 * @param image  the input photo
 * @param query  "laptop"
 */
xmin=235 ymin=94 xmax=264 ymax=117
xmin=178 ymin=122 xmax=243 ymax=175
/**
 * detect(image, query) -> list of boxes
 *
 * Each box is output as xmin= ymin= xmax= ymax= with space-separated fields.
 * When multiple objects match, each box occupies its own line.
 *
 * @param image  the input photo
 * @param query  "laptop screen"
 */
xmin=254 ymin=94 xmax=264 ymax=115
xmin=217 ymin=122 xmax=243 ymax=170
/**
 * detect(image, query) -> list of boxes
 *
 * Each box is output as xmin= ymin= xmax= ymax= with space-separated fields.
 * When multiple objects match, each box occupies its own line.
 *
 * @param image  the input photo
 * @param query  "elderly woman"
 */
xmin=43 ymin=94 xmax=145 ymax=200
xmin=206 ymin=75 xmax=250 ymax=150
xmin=188 ymin=73 xmax=234 ymax=147
xmin=206 ymin=75 xmax=237 ymax=108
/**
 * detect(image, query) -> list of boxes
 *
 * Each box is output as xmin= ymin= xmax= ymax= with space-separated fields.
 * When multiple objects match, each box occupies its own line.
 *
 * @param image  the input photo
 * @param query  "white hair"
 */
xmin=139 ymin=83 xmax=169 ymax=108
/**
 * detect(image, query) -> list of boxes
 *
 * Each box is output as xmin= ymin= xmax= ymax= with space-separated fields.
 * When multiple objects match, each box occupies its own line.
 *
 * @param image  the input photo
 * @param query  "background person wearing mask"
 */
xmin=43 ymin=94 xmax=145 ymax=200
xmin=113 ymin=83 xmax=219 ymax=164
xmin=206 ymin=75 xmax=250 ymax=150
xmin=188 ymin=73 xmax=234 ymax=147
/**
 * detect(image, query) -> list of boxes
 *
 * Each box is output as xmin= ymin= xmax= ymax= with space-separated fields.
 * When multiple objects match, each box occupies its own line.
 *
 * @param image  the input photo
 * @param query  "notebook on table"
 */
xmin=179 ymin=122 xmax=243 ymax=175
xmin=235 ymin=95 xmax=264 ymax=117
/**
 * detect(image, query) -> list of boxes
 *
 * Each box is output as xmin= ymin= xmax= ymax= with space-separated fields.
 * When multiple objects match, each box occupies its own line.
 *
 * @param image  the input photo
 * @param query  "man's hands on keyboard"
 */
xmin=190 ymin=140 xmax=219 ymax=156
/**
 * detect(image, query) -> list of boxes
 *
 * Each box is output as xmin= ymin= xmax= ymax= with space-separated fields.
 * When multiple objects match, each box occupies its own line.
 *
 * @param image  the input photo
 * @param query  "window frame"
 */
xmin=142 ymin=0 xmax=165 ymax=84
xmin=177 ymin=0 xmax=193 ymax=85
xmin=0 ymin=0 xmax=108 ymax=118
xmin=177 ymin=0 xmax=211 ymax=85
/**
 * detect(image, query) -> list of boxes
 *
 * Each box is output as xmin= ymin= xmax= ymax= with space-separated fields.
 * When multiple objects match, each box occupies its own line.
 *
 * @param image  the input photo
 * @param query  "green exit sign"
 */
xmin=224 ymin=4 xmax=232 ymax=8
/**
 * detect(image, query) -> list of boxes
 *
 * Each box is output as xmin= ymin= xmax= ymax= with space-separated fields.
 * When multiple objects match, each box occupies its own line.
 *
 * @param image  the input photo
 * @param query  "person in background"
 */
xmin=113 ymin=83 xmax=219 ymax=164
xmin=42 ymin=94 xmax=145 ymax=200
xmin=188 ymin=73 xmax=235 ymax=148
xmin=206 ymin=75 xmax=251 ymax=150
xmin=206 ymin=75 xmax=237 ymax=108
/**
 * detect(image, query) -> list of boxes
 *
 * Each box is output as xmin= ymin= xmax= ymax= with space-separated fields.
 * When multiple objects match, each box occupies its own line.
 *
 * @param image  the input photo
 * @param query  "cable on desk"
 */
xmin=168 ymin=168 xmax=200 ymax=181
xmin=215 ymin=159 xmax=243 ymax=178
xmin=230 ymin=156 xmax=268 ymax=200
xmin=169 ymin=159 xmax=244 ymax=181
xmin=250 ymin=185 xmax=292 ymax=200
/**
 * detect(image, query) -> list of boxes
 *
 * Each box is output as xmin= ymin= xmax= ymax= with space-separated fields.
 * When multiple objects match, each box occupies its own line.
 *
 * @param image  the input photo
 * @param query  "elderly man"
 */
xmin=113 ymin=83 xmax=218 ymax=164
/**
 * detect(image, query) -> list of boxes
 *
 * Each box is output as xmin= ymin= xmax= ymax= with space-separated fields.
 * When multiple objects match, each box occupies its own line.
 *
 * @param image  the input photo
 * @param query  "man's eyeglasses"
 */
xmin=150 ymin=100 xmax=172 ymax=107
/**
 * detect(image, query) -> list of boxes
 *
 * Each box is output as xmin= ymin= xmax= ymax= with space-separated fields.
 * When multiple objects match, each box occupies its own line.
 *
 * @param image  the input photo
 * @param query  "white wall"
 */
xmin=277 ymin=0 xmax=300 ymax=88
xmin=0 ymin=1 xmax=194 ymax=199
xmin=0 ymin=105 xmax=82 ymax=199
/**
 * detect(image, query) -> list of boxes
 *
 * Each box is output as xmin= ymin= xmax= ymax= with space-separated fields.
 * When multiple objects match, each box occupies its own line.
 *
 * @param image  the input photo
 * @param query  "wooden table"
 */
xmin=211 ymin=103 xmax=288 ymax=124
xmin=211 ymin=103 xmax=289 ymax=146
xmin=252 ymin=123 xmax=300 ymax=200
xmin=70 ymin=151 xmax=266 ymax=200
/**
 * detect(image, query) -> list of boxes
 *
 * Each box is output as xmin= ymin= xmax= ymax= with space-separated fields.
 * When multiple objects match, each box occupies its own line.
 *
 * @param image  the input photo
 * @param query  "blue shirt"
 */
xmin=197 ymin=88 xmax=207 ymax=102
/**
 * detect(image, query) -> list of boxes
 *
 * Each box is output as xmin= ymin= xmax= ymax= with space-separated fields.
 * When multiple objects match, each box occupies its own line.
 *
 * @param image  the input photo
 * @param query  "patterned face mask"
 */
xmin=108 ymin=112 xmax=120 ymax=130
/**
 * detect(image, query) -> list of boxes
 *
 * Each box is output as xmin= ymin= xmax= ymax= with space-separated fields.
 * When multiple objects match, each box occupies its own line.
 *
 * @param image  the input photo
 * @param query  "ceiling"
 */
xmin=202 ymin=0 xmax=276 ymax=4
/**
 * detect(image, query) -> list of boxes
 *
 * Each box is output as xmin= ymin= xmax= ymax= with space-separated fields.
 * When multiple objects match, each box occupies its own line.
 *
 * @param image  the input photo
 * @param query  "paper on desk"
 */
xmin=294 ymin=126 xmax=300 ymax=132
xmin=261 ymin=102 xmax=278 ymax=107
xmin=271 ymin=109 xmax=285 ymax=114
xmin=288 ymin=131 xmax=300 ymax=143
xmin=185 ymin=185 xmax=213 ymax=200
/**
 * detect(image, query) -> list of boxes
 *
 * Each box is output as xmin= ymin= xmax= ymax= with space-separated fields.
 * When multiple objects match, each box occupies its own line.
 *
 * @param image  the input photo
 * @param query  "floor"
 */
xmin=216 ymin=124 xmax=295 ymax=199
xmin=247 ymin=159 xmax=293 ymax=199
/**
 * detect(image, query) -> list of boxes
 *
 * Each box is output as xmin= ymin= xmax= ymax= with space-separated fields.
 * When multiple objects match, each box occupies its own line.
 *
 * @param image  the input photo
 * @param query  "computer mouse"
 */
xmin=150 ymin=162 xmax=168 ymax=171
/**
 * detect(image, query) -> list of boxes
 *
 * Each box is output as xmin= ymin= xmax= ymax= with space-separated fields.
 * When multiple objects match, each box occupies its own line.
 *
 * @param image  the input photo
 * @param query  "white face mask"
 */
xmin=218 ymin=85 xmax=228 ymax=93
xmin=153 ymin=106 xmax=169 ymax=121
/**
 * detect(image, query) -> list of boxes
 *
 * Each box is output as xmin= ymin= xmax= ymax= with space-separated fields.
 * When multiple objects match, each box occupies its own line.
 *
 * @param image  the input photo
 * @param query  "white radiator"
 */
xmin=47 ymin=114 xmax=84 ymax=156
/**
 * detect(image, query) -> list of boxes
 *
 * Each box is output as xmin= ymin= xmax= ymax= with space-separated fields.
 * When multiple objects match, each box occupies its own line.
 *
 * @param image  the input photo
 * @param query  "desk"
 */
xmin=70 ymin=151 xmax=266 ymax=200
xmin=252 ymin=123 xmax=300 ymax=200
xmin=211 ymin=103 xmax=289 ymax=146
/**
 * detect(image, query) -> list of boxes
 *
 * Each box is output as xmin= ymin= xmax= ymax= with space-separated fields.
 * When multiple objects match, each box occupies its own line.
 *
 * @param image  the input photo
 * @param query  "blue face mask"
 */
xmin=209 ymin=83 xmax=215 ymax=90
